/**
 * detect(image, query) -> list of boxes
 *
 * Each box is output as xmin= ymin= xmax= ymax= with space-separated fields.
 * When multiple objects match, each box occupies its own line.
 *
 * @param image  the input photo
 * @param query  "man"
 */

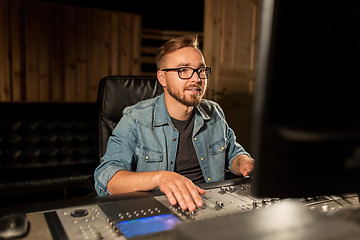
xmin=94 ymin=35 xmax=254 ymax=211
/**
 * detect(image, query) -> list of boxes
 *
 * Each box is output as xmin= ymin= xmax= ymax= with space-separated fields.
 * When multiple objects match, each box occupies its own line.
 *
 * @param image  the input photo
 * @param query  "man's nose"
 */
xmin=190 ymin=71 xmax=201 ymax=82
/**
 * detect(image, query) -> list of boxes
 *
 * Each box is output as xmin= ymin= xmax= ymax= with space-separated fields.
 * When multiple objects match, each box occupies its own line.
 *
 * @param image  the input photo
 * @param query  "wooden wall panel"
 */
xmin=24 ymin=0 xmax=39 ymax=101
xmin=220 ymin=0 xmax=255 ymax=68
xmin=204 ymin=0 xmax=258 ymax=101
xmin=109 ymin=13 xmax=120 ymax=75
xmin=87 ymin=9 xmax=111 ymax=101
xmin=203 ymin=0 xmax=222 ymax=97
xmin=37 ymin=1 xmax=51 ymax=101
xmin=117 ymin=14 xmax=141 ymax=75
xmin=0 ymin=0 xmax=141 ymax=102
xmin=64 ymin=5 xmax=79 ymax=102
xmin=130 ymin=15 xmax=141 ymax=74
xmin=74 ymin=9 xmax=88 ymax=102
xmin=49 ymin=4 xmax=65 ymax=102
xmin=0 ymin=0 xmax=11 ymax=101
xmin=9 ymin=0 xmax=25 ymax=101
xmin=118 ymin=14 xmax=132 ymax=75
xmin=204 ymin=0 xmax=260 ymax=149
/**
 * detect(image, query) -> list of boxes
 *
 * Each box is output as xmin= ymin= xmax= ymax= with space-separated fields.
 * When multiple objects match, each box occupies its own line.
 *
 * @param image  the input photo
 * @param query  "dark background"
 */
xmin=39 ymin=0 xmax=204 ymax=31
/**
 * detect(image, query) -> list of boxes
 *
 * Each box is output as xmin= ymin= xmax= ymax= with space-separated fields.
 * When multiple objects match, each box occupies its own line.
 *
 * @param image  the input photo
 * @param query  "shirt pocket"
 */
xmin=135 ymin=145 xmax=163 ymax=163
xmin=208 ymin=138 xmax=229 ymax=155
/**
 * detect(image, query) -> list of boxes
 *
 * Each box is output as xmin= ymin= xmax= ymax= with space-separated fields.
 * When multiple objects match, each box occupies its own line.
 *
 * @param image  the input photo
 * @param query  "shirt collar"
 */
xmin=195 ymin=103 xmax=211 ymax=120
xmin=154 ymin=94 xmax=170 ymax=126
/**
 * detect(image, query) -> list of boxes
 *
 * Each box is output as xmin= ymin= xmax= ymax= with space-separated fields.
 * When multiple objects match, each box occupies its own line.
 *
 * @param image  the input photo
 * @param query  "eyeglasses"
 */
xmin=161 ymin=67 xmax=212 ymax=80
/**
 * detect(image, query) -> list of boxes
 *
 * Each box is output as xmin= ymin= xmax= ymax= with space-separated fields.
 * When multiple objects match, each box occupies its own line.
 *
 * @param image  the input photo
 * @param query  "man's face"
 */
xmin=160 ymin=47 xmax=208 ymax=107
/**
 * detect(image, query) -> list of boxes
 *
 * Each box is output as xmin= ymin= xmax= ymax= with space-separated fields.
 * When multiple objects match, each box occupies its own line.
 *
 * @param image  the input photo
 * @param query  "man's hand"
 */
xmin=232 ymin=154 xmax=255 ymax=177
xmin=155 ymin=171 xmax=206 ymax=211
xmin=107 ymin=170 xmax=205 ymax=211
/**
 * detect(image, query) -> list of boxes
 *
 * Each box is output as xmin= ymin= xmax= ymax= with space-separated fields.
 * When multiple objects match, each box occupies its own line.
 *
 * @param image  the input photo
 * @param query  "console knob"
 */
xmin=70 ymin=209 xmax=88 ymax=218
xmin=216 ymin=201 xmax=224 ymax=208
xmin=253 ymin=201 xmax=263 ymax=209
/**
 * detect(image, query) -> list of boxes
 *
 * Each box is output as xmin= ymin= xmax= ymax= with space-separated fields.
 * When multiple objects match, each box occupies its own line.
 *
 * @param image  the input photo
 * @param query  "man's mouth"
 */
xmin=185 ymin=85 xmax=203 ymax=94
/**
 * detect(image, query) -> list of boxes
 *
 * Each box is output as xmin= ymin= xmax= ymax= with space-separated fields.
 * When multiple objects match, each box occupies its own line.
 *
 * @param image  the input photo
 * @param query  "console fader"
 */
xmin=155 ymin=178 xmax=279 ymax=222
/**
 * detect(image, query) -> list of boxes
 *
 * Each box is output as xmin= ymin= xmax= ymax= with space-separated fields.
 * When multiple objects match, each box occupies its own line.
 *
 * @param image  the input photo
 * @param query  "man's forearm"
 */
xmin=107 ymin=170 xmax=161 ymax=194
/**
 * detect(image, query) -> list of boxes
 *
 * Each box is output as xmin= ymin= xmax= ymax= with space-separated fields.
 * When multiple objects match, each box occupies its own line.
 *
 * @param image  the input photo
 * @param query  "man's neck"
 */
xmin=164 ymin=94 xmax=194 ymax=121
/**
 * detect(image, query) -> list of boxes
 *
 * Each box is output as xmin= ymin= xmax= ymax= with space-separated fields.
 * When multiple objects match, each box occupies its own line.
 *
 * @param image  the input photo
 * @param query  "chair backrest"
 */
xmin=97 ymin=76 xmax=164 ymax=160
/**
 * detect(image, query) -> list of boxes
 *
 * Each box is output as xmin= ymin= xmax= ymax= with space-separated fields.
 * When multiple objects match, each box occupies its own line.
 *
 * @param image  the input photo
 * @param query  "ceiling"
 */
xmin=39 ymin=0 xmax=204 ymax=31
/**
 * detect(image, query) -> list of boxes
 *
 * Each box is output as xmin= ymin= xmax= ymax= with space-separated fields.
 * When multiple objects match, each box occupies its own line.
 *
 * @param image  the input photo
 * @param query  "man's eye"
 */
xmin=179 ymin=68 xmax=190 ymax=73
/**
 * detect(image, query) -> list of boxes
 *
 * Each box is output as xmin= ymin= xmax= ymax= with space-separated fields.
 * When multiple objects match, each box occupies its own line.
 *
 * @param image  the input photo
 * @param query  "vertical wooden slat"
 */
xmin=130 ymin=15 xmax=141 ymax=75
xmin=220 ymin=0 xmax=235 ymax=66
xmin=63 ymin=5 xmax=88 ymax=102
xmin=118 ymin=13 xmax=131 ymax=74
xmin=234 ymin=0 xmax=253 ymax=68
xmin=0 ymin=0 xmax=11 ymax=101
xmin=248 ymin=1 xmax=259 ymax=94
xmin=112 ymin=13 xmax=141 ymax=76
xmin=49 ymin=3 xmax=64 ymax=102
xmin=249 ymin=1 xmax=258 ymax=71
xmin=10 ymin=0 xmax=25 ymax=101
xmin=75 ymin=7 xmax=88 ymax=102
xmin=38 ymin=1 xmax=51 ymax=101
xmin=24 ymin=0 xmax=39 ymax=101
xmin=109 ymin=13 xmax=119 ymax=75
xmin=87 ymin=9 xmax=111 ymax=102
xmin=63 ymin=6 xmax=77 ymax=102
xmin=203 ymin=0 xmax=222 ymax=99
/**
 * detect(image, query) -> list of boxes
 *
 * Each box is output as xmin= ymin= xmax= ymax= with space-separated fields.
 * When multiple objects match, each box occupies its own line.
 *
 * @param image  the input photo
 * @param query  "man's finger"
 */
xmin=177 ymin=181 xmax=197 ymax=211
xmin=164 ymin=190 xmax=177 ymax=206
xmin=185 ymin=182 xmax=204 ymax=208
xmin=168 ymin=184 xmax=188 ymax=210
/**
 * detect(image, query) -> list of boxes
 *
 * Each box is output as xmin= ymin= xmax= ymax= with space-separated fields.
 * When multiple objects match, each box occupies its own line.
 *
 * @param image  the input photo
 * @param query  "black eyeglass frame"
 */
xmin=161 ymin=67 xmax=212 ymax=80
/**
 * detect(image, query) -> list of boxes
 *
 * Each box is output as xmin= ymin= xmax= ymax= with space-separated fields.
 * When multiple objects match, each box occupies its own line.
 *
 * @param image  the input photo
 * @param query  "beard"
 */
xmin=167 ymin=84 xmax=206 ymax=107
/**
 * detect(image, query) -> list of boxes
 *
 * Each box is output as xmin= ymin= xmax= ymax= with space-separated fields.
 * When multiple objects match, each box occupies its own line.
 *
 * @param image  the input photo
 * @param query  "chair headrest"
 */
xmin=97 ymin=76 xmax=164 ymax=124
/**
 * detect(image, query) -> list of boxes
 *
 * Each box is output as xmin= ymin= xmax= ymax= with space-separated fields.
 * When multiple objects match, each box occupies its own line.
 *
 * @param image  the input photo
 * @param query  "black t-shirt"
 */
xmin=171 ymin=113 xmax=205 ymax=184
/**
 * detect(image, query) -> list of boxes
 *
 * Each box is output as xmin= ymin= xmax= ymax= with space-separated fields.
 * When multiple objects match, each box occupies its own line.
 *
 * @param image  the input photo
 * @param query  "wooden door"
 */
xmin=203 ymin=0 xmax=260 ymax=149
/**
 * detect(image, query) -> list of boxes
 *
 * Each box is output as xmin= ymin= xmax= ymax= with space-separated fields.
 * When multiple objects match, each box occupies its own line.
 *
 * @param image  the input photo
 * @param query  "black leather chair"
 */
xmin=88 ymin=76 xmax=163 ymax=195
xmin=97 ymin=76 xmax=164 ymax=159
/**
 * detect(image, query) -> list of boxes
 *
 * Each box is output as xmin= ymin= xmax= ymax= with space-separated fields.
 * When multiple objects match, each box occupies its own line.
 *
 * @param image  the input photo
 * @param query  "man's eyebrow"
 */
xmin=176 ymin=63 xmax=206 ymax=67
xmin=176 ymin=63 xmax=191 ymax=67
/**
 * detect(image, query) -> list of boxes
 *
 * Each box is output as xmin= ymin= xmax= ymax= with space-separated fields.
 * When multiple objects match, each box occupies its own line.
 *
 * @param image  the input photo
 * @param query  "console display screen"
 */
xmin=116 ymin=214 xmax=181 ymax=238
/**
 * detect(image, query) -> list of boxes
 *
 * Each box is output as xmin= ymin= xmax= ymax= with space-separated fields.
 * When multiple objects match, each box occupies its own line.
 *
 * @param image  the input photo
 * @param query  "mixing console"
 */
xmin=23 ymin=177 xmax=359 ymax=240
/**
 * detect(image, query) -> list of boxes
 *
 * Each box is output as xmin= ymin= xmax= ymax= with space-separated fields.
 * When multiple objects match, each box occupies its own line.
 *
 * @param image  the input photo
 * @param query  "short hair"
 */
xmin=155 ymin=34 xmax=200 ymax=70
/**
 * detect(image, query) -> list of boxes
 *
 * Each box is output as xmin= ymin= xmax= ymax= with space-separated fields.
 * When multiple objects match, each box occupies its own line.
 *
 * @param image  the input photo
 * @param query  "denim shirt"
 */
xmin=94 ymin=93 xmax=249 ymax=196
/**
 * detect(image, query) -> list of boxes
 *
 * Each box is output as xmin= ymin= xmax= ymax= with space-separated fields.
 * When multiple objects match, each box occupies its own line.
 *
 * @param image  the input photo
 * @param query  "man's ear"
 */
xmin=157 ymin=70 xmax=166 ymax=87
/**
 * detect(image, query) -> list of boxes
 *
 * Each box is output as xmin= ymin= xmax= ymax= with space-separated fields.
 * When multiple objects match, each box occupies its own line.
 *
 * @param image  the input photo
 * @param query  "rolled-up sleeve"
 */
xmin=94 ymin=111 xmax=137 ymax=196
xmin=224 ymin=119 xmax=250 ymax=174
